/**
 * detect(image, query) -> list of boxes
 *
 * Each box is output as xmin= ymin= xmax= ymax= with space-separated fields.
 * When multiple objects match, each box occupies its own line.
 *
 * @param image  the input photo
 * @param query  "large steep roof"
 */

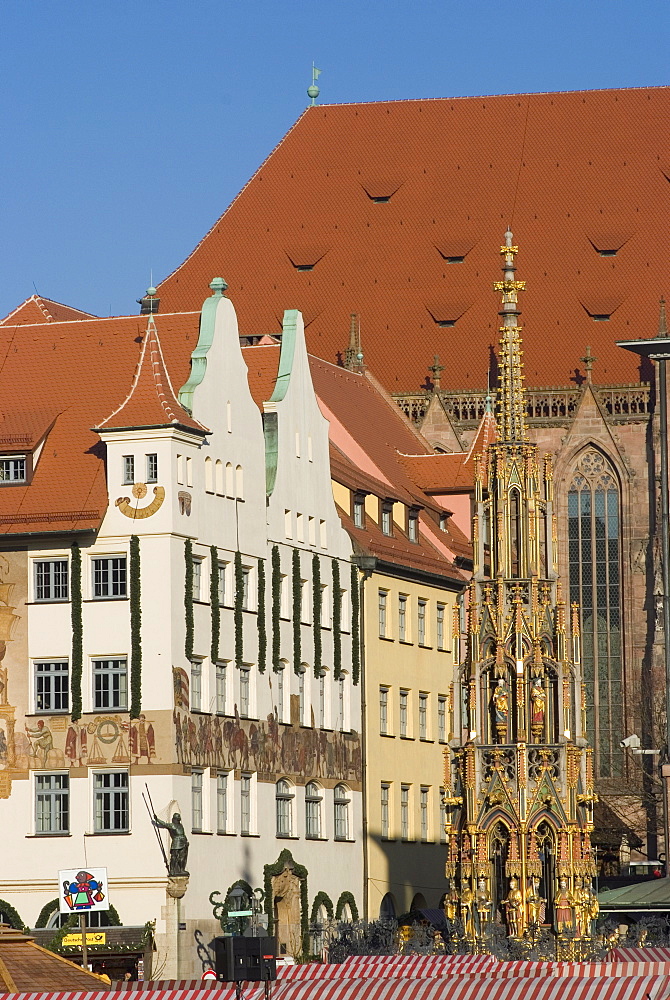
xmin=157 ymin=86 xmax=670 ymax=393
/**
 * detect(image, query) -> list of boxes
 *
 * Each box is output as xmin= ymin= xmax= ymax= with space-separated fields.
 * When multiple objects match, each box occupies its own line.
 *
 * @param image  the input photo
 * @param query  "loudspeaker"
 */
xmin=214 ymin=936 xmax=277 ymax=982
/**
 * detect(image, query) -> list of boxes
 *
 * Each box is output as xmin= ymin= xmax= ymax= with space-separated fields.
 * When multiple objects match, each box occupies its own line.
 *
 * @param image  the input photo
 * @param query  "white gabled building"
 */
xmin=0 ymin=280 xmax=361 ymax=975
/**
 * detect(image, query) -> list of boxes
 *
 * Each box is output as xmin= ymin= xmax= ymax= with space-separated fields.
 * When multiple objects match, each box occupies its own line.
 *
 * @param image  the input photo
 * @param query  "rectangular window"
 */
xmin=353 ymin=494 xmax=365 ymax=529
xmin=298 ymin=669 xmax=305 ymax=725
xmin=192 ymin=770 xmax=203 ymax=831
xmin=320 ymin=584 xmax=329 ymax=627
xmin=308 ymin=516 xmax=316 ymax=546
xmin=318 ymin=672 xmax=326 ymax=729
xmin=93 ymin=658 xmax=127 ymax=711
xmin=34 ymin=559 xmax=68 ymax=601
xmin=0 ymin=456 xmax=26 ymax=483
xmin=334 ymin=786 xmax=350 ymax=841
xmin=419 ymin=692 xmax=428 ymax=739
xmin=398 ymin=595 xmax=407 ymax=642
xmin=186 ymin=455 xmax=193 ymax=487
xmin=177 ymin=454 xmax=184 ymax=484
xmin=381 ymin=782 xmax=390 ymax=839
xmin=190 ymin=660 xmax=202 ymax=712
xmin=437 ymin=604 xmax=445 ymax=650
xmin=408 ymin=512 xmax=419 ymax=543
xmin=381 ymin=503 xmax=392 ymax=536
xmin=240 ymin=774 xmax=251 ymax=835
xmin=306 ymin=787 xmax=321 ymax=840
xmin=284 ymin=509 xmax=292 ymax=539
xmin=438 ymin=695 xmax=447 ymax=743
xmin=242 ymin=568 xmax=251 ymax=610
xmin=216 ymin=662 xmax=228 ymax=714
xmin=420 ymin=787 xmax=429 ymax=841
xmin=401 ymin=784 xmax=410 ymax=840
xmin=94 ymin=772 xmax=129 ymax=833
xmin=192 ymin=558 xmax=202 ymax=601
xmin=339 ymin=676 xmax=346 ymax=732
xmin=379 ymin=686 xmax=389 ymax=735
xmin=35 ymin=773 xmax=69 ymax=835
xmin=240 ymin=667 xmax=250 ymax=718
xmin=217 ymin=772 xmax=229 ymax=833
xmin=296 ymin=513 xmax=304 ymax=542
xmin=440 ymin=788 xmax=447 ymax=844
xmin=399 ymin=689 xmax=408 ymax=737
xmin=123 ymin=455 xmax=134 ymax=485
xmin=218 ymin=562 xmax=228 ymax=605
xmin=319 ymin=519 xmax=327 ymax=548
xmin=301 ymin=579 xmax=310 ymax=623
xmin=418 ymin=599 xmax=427 ymax=645
xmin=93 ymin=556 xmax=127 ymax=598
xmin=277 ymin=666 xmax=285 ymax=723
xmin=280 ymin=575 xmax=289 ymax=618
xmin=378 ymin=590 xmax=388 ymax=638
xmin=35 ymin=660 xmax=69 ymax=713
xmin=146 ymin=453 xmax=158 ymax=483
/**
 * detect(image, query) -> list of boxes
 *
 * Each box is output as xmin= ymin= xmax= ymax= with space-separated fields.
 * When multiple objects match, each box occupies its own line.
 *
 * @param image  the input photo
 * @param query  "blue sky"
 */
xmin=1 ymin=0 xmax=667 ymax=320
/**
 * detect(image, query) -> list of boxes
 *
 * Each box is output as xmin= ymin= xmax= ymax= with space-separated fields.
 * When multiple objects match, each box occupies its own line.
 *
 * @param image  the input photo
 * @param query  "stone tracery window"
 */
xmin=567 ymin=449 xmax=623 ymax=778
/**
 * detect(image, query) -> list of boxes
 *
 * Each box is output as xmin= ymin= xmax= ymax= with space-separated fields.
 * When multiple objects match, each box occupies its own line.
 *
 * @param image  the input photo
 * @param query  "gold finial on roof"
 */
xmin=494 ymin=230 xmax=527 ymax=443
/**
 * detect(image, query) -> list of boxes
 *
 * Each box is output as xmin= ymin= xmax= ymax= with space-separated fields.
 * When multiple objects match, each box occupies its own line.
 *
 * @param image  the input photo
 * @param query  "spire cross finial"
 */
xmin=429 ymin=353 xmax=444 ymax=391
xmin=580 ymin=345 xmax=597 ymax=383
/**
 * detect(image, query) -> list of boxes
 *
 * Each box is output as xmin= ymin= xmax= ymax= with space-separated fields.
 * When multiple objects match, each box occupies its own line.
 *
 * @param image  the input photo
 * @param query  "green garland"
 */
xmin=46 ymin=912 xmax=78 ymax=954
xmin=130 ymin=535 xmax=142 ymax=719
xmin=264 ymin=849 xmax=309 ymax=956
xmin=35 ymin=897 xmax=123 ymax=930
xmin=70 ymin=543 xmax=83 ymax=722
xmin=335 ymin=890 xmax=359 ymax=922
xmin=351 ymin=563 xmax=360 ymax=686
xmin=312 ymin=555 xmax=322 ymax=677
xmin=271 ymin=545 xmax=281 ymax=671
xmin=234 ymin=550 xmax=244 ymax=668
xmin=292 ymin=548 xmax=301 ymax=675
xmin=184 ymin=539 xmax=194 ymax=661
xmin=210 ymin=880 xmax=254 ymax=932
xmin=310 ymin=891 xmax=334 ymax=923
xmin=0 ymin=897 xmax=26 ymax=931
xmin=258 ymin=559 xmax=267 ymax=673
xmin=210 ymin=545 xmax=220 ymax=664
xmin=332 ymin=559 xmax=342 ymax=679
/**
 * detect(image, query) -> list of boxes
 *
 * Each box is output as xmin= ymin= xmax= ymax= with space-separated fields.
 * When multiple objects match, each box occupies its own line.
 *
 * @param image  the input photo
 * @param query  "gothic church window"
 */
xmin=567 ymin=449 xmax=623 ymax=778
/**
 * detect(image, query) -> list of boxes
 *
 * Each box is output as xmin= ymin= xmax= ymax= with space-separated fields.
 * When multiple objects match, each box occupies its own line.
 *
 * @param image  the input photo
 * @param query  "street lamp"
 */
xmin=618 ymin=299 xmax=670 ymax=872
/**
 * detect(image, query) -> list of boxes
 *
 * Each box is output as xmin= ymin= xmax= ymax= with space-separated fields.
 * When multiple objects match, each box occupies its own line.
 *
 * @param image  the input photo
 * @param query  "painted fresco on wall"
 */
xmin=0 ymin=555 xmax=25 ymax=797
xmin=173 ymin=705 xmax=362 ymax=785
xmin=13 ymin=714 xmax=158 ymax=769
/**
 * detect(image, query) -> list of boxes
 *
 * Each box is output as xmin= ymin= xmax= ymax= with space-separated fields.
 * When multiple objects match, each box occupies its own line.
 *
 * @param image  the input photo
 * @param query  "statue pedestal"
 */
xmin=163 ymin=876 xmax=189 ymax=978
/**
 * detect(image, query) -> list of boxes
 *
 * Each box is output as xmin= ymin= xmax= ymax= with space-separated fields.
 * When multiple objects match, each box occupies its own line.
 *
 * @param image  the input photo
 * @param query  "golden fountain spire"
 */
xmin=494 ymin=229 xmax=527 ymax=443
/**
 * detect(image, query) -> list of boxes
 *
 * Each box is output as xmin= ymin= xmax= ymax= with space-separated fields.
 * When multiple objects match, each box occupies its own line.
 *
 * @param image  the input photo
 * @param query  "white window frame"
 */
xmin=217 ymin=771 xmax=232 ymax=833
xmin=190 ymin=659 xmax=203 ymax=712
xmin=240 ymin=772 xmax=255 ymax=835
xmin=34 ymin=558 xmax=69 ymax=602
xmin=92 ymin=657 xmax=128 ymax=711
xmin=146 ymin=453 xmax=158 ymax=483
xmin=399 ymin=689 xmax=409 ymax=737
xmin=381 ymin=782 xmax=391 ymax=839
xmin=216 ymin=661 xmax=229 ymax=715
xmin=420 ymin=786 xmax=430 ymax=841
xmin=34 ymin=771 xmax=69 ymax=836
xmin=400 ymin=784 xmax=410 ymax=841
xmin=378 ymin=589 xmax=388 ymax=638
xmin=122 ymin=455 xmax=134 ymax=485
xmin=398 ymin=594 xmax=407 ymax=642
xmin=34 ymin=660 xmax=69 ymax=714
xmin=379 ymin=685 xmax=389 ymax=735
xmin=92 ymin=770 xmax=129 ymax=834
xmin=418 ymin=599 xmax=427 ymax=646
xmin=239 ymin=665 xmax=251 ymax=719
xmin=438 ymin=695 xmax=447 ymax=743
xmin=305 ymin=781 xmax=323 ymax=840
xmin=437 ymin=603 xmax=446 ymax=650
xmin=334 ymin=784 xmax=351 ymax=841
xmin=419 ymin=692 xmax=428 ymax=739
xmin=192 ymin=769 xmax=204 ymax=832
xmin=192 ymin=557 xmax=203 ymax=602
xmin=276 ymin=778 xmax=294 ymax=837
xmin=92 ymin=555 xmax=127 ymax=599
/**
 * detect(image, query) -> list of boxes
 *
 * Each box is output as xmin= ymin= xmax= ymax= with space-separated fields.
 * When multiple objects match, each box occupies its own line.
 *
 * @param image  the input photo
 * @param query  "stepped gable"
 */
xmin=1 ymin=294 xmax=96 ymax=325
xmin=0 ymin=310 xmax=200 ymax=535
xmin=96 ymin=314 xmax=208 ymax=434
xmin=157 ymin=87 xmax=670 ymax=393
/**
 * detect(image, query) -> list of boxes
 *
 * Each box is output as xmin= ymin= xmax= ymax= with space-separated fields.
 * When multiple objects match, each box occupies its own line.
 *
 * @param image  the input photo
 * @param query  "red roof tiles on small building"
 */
xmin=1 ymin=294 xmax=96 ymax=325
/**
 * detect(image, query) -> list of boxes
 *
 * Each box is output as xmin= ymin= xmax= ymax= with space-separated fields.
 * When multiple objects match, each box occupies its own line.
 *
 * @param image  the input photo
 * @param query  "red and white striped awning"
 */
xmin=609 ymin=947 xmax=670 ymax=963
xmin=278 ymin=955 xmax=495 ymax=979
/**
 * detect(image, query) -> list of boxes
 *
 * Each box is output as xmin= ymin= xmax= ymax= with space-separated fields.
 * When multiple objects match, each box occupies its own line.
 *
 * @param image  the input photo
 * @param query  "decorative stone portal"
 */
xmin=265 ymin=849 xmax=307 ymax=959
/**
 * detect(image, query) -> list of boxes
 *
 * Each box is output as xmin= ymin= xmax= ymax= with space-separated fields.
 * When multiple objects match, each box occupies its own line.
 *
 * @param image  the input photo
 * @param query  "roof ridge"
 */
xmin=313 ymin=85 xmax=670 ymax=109
xmin=0 ymin=310 xmax=201 ymax=330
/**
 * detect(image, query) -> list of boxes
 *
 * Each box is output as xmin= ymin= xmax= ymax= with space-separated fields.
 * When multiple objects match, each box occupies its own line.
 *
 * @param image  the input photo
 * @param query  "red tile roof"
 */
xmin=398 ymin=405 xmax=496 ymax=493
xmin=0 ymin=311 xmax=200 ymax=534
xmin=1 ymin=294 xmax=96 ymax=325
xmin=96 ymin=314 xmax=208 ymax=435
xmin=157 ymin=87 xmax=670 ymax=393
xmin=0 ymin=927 xmax=106 ymax=991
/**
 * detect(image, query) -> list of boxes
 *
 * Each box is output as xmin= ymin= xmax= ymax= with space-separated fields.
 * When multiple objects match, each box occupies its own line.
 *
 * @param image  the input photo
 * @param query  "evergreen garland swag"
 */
xmin=70 ymin=544 xmax=83 ymax=722
xmin=258 ymin=558 xmax=267 ymax=673
xmin=292 ymin=548 xmax=301 ymax=675
xmin=263 ymin=850 xmax=309 ymax=956
xmin=210 ymin=545 xmax=220 ymax=664
xmin=312 ymin=555 xmax=322 ymax=677
xmin=271 ymin=545 xmax=281 ymax=671
xmin=351 ymin=563 xmax=360 ymax=686
xmin=129 ymin=535 xmax=142 ymax=719
xmin=234 ymin=550 xmax=244 ymax=668
xmin=184 ymin=539 xmax=194 ymax=661
xmin=332 ymin=559 xmax=342 ymax=679
xmin=335 ymin=890 xmax=359 ymax=922
xmin=310 ymin=890 xmax=334 ymax=923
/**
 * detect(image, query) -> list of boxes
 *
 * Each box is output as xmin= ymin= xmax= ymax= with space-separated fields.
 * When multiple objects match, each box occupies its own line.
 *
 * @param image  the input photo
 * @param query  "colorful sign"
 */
xmin=58 ymin=867 xmax=108 ymax=914
xmin=62 ymin=932 xmax=106 ymax=946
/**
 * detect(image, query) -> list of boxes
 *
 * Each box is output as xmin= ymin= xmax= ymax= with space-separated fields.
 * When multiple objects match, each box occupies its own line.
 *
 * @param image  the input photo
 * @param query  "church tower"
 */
xmin=444 ymin=232 xmax=598 ymax=955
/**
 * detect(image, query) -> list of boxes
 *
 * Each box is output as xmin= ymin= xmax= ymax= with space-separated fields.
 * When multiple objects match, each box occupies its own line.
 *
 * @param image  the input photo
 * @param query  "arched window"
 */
xmin=215 ymin=459 xmax=224 ymax=496
xmin=204 ymin=456 xmax=213 ymax=493
xmin=235 ymin=465 xmax=244 ymax=500
xmin=305 ymin=781 xmax=322 ymax=840
xmin=379 ymin=892 xmax=396 ymax=919
xmin=568 ymin=449 xmax=623 ymax=778
xmin=276 ymin=779 xmax=293 ymax=837
xmin=334 ymin=783 xmax=350 ymax=841
xmin=225 ymin=463 xmax=234 ymax=497
xmin=509 ymin=488 xmax=521 ymax=577
xmin=411 ymin=892 xmax=427 ymax=912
